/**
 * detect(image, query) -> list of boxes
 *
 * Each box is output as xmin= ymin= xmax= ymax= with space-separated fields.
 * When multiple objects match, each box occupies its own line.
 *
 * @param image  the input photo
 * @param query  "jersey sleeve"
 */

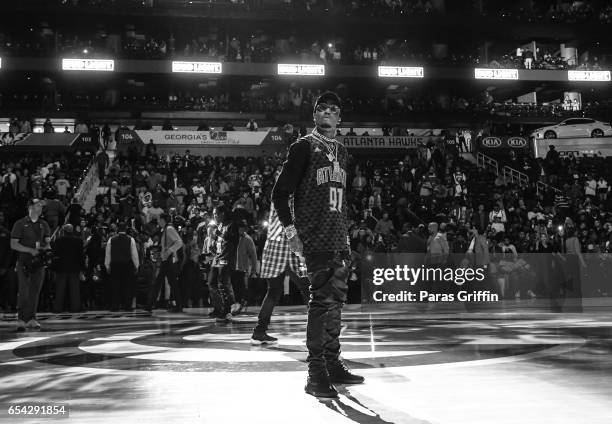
xmin=271 ymin=138 xmax=310 ymax=227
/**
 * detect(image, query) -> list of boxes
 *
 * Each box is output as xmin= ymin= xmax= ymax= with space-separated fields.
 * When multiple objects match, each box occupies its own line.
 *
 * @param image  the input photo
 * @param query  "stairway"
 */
xmin=460 ymin=151 xmax=478 ymax=165
xmin=80 ymin=150 xmax=116 ymax=212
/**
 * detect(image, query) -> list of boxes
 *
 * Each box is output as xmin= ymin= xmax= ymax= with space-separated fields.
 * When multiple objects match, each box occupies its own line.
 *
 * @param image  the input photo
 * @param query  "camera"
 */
xmin=22 ymin=249 xmax=55 ymax=273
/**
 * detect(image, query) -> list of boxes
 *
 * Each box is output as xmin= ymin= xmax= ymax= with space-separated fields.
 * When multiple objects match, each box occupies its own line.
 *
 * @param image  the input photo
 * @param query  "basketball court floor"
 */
xmin=1 ymin=303 xmax=611 ymax=423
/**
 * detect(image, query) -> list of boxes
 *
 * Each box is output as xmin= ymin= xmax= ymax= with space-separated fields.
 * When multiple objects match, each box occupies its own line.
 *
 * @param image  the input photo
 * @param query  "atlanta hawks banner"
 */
xmin=339 ymin=136 xmax=441 ymax=149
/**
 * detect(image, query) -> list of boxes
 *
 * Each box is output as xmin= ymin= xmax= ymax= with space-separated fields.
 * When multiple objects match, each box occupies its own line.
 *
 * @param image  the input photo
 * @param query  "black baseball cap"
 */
xmin=28 ymin=198 xmax=42 ymax=207
xmin=314 ymin=91 xmax=342 ymax=111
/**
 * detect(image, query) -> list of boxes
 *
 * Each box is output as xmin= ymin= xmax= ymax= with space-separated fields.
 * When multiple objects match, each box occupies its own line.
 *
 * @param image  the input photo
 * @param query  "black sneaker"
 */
xmin=326 ymin=360 xmax=365 ymax=384
xmin=208 ymin=310 xmax=222 ymax=318
xmin=305 ymin=370 xmax=338 ymax=398
xmin=250 ymin=332 xmax=278 ymax=345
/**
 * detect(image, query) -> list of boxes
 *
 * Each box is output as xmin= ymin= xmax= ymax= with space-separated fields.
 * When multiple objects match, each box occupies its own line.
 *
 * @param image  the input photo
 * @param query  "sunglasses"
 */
xmin=315 ymin=103 xmax=341 ymax=114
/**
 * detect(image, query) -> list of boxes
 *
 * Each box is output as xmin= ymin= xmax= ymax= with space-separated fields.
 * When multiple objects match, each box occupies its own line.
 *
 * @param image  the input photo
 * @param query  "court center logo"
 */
xmin=5 ymin=317 xmax=585 ymax=373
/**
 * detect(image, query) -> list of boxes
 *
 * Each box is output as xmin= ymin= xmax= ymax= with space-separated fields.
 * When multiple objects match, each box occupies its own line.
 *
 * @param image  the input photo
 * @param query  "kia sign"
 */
xmin=378 ymin=66 xmax=424 ymax=78
xmin=507 ymin=137 xmax=528 ymax=148
xmin=62 ymin=58 xmax=115 ymax=72
xmin=478 ymin=136 xmax=531 ymax=154
xmin=567 ymin=70 xmax=611 ymax=82
xmin=474 ymin=68 xmax=519 ymax=80
xmin=480 ymin=137 xmax=502 ymax=148
xmin=277 ymin=64 xmax=325 ymax=76
xmin=172 ymin=61 xmax=222 ymax=74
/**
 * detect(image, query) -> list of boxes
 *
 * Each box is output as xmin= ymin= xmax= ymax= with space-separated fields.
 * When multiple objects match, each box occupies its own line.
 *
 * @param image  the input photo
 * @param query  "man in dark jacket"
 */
xmin=95 ymin=149 xmax=110 ymax=182
xmin=105 ymin=221 xmax=140 ymax=311
xmin=52 ymin=224 xmax=85 ymax=313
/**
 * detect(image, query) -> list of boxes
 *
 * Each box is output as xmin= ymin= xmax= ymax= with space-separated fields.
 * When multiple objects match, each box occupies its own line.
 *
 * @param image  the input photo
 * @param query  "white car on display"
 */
xmin=532 ymin=117 xmax=612 ymax=139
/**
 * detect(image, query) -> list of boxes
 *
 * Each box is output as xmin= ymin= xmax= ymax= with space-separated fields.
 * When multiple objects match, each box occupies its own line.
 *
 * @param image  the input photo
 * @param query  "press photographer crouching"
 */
xmin=51 ymin=224 xmax=85 ymax=313
xmin=10 ymin=198 xmax=52 ymax=332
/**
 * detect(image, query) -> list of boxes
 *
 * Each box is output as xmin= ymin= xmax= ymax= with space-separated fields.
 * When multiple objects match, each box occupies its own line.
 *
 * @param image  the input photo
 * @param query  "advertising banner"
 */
xmin=339 ymin=136 xmax=441 ymax=149
xmin=8 ymin=133 xmax=78 ymax=151
xmin=135 ymin=130 xmax=269 ymax=146
xmin=0 ymin=132 xmax=30 ymax=147
xmin=476 ymin=136 xmax=531 ymax=153
xmin=534 ymin=137 xmax=612 ymax=158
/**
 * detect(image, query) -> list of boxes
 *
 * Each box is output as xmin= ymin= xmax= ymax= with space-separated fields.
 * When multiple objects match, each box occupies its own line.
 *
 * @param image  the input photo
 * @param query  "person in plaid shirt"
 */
xmin=250 ymin=201 xmax=309 ymax=345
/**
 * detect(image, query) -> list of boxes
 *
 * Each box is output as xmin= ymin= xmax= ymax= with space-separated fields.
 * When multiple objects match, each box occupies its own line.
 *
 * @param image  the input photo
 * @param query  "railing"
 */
xmin=50 ymin=161 xmax=99 ymax=243
xmin=476 ymin=152 xmax=499 ymax=175
xmin=536 ymin=180 xmax=563 ymax=196
xmin=502 ymin=166 xmax=529 ymax=187
xmin=74 ymin=162 xmax=99 ymax=206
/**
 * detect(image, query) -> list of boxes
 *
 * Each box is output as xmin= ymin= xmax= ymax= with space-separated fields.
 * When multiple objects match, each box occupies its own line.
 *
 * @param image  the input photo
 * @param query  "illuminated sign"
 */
xmin=474 ymin=68 xmax=519 ymax=80
xmin=277 ymin=64 xmax=325 ymax=76
xmin=507 ymin=137 xmax=528 ymax=148
xmin=0 ymin=58 xmax=2 ymax=69
xmin=62 ymin=59 xmax=114 ymax=71
xmin=378 ymin=66 xmax=424 ymax=78
xmin=172 ymin=61 xmax=222 ymax=74
xmin=567 ymin=70 xmax=611 ymax=82
xmin=481 ymin=137 xmax=502 ymax=148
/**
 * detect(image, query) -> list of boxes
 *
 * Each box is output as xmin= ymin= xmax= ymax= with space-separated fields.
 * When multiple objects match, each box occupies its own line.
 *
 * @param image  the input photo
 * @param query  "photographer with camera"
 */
xmin=10 ymin=198 xmax=51 ymax=331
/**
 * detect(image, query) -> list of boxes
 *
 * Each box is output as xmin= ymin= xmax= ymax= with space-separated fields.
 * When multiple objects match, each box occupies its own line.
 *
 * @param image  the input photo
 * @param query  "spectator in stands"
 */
xmin=95 ymin=149 xmax=109 ymax=182
xmin=75 ymin=121 xmax=89 ymax=134
xmin=162 ymin=120 xmax=173 ymax=131
xmin=21 ymin=119 xmax=32 ymax=134
xmin=489 ymin=203 xmax=507 ymax=235
xmin=585 ymin=174 xmax=597 ymax=199
xmin=597 ymin=176 xmax=609 ymax=201
xmin=523 ymin=49 xmax=534 ymax=69
xmin=55 ymin=174 xmax=71 ymax=201
xmin=352 ymin=168 xmax=367 ymax=193
xmin=101 ymin=124 xmax=112 ymax=149
xmin=43 ymin=118 xmax=55 ymax=134
xmin=374 ymin=212 xmax=394 ymax=236
xmin=158 ymin=213 xmax=184 ymax=312
xmin=498 ymin=236 xmax=518 ymax=261
xmin=424 ymin=222 xmax=447 ymax=265
xmin=246 ymin=119 xmax=258 ymax=131
xmin=43 ymin=192 xmax=65 ymax=232
xmin=145 ymin=139 xmax=157 ymax=157
xmin=232 ymin=219 xmax=257 ymax=314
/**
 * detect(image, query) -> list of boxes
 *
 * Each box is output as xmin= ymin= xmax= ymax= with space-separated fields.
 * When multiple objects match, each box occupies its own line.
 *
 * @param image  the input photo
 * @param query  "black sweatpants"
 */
xmin=304 ymin=251 xmax=350 ymax=371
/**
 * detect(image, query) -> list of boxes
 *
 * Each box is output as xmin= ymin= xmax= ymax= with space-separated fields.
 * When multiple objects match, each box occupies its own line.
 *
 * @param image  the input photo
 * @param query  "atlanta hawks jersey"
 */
xmin=294 ymin=134 xmax=349 ymax=255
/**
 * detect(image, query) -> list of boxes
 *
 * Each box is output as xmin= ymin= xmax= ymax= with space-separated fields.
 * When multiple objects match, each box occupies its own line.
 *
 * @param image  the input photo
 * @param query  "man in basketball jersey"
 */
xmin=272 ymin=91 xmax=364 ymax=398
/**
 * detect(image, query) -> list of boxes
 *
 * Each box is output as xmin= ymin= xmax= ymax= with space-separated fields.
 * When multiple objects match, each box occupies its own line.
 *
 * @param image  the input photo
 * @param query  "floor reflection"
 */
xmin=0 ymin=307 xmax=610 ymax=423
